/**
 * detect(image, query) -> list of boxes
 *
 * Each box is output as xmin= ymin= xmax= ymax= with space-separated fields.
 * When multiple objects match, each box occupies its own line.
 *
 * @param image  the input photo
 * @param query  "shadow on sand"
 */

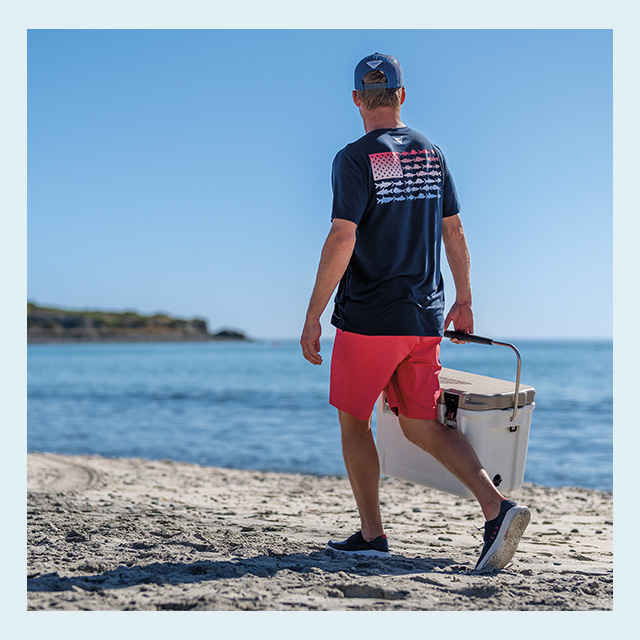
xmin=28 ymin=549 xmax=468 ymax=593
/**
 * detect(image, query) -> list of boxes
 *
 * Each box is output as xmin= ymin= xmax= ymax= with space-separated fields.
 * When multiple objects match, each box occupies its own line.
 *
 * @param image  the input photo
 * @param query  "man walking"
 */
xmin=300 ymin=53 xmax=530 ymax=571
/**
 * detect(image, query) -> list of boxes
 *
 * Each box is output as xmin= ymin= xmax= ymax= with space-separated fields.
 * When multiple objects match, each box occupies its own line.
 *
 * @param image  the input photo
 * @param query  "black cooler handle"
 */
xmin=444 ymin=330 xmax=493 ymax=346
xmin=443 ymin=331 xmax=523 ymax=422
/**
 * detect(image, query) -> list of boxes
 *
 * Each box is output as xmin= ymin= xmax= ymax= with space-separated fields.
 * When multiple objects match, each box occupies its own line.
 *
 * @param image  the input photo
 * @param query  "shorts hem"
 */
xmin=329 ymin=399 xmax=375 ymax=422
xmin=389 ymin=406 xmax=439 ymax=421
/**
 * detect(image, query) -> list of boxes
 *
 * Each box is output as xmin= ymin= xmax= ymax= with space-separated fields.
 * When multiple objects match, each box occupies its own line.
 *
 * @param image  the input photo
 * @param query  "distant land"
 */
xmin=27 ymin=302 xmax=249 ymax=343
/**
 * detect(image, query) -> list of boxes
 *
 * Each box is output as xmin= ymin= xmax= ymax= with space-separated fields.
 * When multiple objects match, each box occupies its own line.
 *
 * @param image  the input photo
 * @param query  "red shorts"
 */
xmin=330 ymin=329 xmax=442 ymax=421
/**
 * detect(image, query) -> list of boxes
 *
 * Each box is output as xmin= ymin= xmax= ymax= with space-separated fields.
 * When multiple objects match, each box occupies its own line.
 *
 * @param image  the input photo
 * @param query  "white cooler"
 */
xmin=376 ymin=332 xmax=536 ymax=499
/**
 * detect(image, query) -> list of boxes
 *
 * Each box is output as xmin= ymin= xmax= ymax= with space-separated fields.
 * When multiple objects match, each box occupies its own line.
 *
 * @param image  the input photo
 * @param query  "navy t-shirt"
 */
xmin=330 ymin=126 xmax=461 ymax=336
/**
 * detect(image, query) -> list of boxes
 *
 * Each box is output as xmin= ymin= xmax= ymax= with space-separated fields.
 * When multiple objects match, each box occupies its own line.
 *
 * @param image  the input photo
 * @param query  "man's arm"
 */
xmin=442 ymin=214 xmax=474 ymax=341
xmin=300 ymin=218 xmax=357 ymax=365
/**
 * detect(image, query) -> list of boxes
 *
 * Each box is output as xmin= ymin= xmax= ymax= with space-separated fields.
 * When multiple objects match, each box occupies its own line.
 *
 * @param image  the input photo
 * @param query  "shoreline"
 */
xmin=26 ymin=448 xmax=611 ymax=494
xmin=27 ymin=452 xmax=613 ymax=611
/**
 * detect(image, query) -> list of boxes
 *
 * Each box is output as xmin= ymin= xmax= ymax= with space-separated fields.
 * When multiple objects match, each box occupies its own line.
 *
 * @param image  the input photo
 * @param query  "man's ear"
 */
xmin=400 ymin=87 xmax=406 ymax=105
xmin=352 ymin=90 xmax=361 ymax=107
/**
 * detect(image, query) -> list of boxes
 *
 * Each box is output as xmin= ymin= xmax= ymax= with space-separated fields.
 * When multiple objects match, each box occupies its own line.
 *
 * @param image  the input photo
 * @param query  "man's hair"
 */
xmin=355 ymin=69 xmax=403 ymax=111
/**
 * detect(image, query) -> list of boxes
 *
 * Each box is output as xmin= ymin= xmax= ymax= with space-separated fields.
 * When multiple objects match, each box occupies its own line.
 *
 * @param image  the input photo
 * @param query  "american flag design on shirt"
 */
xmin=370 ymin=151 xmax=404 ymax=180
xmin=369 ymin=148 xmax=443 ymax=205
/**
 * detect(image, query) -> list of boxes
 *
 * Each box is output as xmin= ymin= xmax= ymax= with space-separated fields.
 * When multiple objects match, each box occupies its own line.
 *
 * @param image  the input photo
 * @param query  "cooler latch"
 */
xmin=443 ymin=392 xmax=460 ymax=428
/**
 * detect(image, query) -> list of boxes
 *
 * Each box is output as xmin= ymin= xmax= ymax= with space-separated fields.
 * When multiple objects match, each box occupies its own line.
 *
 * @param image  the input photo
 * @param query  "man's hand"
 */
xmin=444 ymin=301 xmax=474 ymax=344
xmin=300 ymin=316 xmax=323 ymax=365
xmin=442 ymin=215 xmax=474 ymax=345
xmin=300 ymin=219 xmax=357 ymax=365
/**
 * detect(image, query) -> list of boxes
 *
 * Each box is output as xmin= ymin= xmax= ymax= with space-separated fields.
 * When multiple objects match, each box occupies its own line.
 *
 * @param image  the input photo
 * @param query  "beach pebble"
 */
xmin=65 ymin=530 xmax=87 ymax=542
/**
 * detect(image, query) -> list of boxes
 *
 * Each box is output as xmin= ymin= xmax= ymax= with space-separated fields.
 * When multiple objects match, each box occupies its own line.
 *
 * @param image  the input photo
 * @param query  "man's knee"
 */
xmin=398 ymin=416 xmax=443 ymax=449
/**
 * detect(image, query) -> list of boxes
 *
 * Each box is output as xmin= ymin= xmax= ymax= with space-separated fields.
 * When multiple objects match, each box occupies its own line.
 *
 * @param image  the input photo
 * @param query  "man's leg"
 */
xmin=338 ymin=409 xmax=384 ymax=541
xmin=398 ymin=415 xmax=530 ymax=571
xmin=398 ymin=416 xmax=504 ymax=521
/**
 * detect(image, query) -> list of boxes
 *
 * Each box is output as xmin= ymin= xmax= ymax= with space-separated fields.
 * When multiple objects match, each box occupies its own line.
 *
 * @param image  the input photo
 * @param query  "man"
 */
xmin=300 ymin=53 xmax=530 ymax=572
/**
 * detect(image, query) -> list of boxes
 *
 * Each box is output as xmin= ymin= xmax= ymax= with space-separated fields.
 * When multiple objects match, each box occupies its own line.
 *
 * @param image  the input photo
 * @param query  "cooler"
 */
xmin=375 ymin=332 xmax=536 ymax=499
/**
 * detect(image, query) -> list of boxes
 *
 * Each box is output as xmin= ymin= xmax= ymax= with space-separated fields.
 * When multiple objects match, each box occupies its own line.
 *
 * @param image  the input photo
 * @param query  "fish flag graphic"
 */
xmin=369 ymin=152 xmax=404 ymax=181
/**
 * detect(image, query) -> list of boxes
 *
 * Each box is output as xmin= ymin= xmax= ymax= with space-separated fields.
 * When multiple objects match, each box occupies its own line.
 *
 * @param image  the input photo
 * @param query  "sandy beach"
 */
xmin=27 ymin=452 xmax=612 ymax=611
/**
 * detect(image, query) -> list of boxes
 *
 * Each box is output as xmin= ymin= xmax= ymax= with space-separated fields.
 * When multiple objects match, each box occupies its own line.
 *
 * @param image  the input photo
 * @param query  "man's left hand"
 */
xmin=300 ymin=317 xmax=323 ymax=365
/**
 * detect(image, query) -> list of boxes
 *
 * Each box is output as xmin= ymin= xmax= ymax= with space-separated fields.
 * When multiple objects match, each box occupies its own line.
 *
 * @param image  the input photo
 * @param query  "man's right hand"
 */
xmin=444 ymin=301 xmax=474 ymax=344
xmin=300 ymin=316 xmax=323 ymax=365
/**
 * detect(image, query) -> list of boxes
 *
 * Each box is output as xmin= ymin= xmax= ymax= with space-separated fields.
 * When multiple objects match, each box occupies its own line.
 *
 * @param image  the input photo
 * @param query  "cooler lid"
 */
xmin=438 ymin=367 xmax=536 ymax=411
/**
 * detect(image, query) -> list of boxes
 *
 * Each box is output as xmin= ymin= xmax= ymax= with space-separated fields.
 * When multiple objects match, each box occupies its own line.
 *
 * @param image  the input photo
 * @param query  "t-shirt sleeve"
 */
xmin=330 ymin=149 xmax=369 ymax=225
xmin=435 ymin=145 xmax=461 ymax=218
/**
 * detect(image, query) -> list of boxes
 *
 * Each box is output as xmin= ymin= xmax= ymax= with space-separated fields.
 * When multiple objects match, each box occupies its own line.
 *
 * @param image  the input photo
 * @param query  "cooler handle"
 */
xmin=443 ymin=331 xmax=522 ymax=423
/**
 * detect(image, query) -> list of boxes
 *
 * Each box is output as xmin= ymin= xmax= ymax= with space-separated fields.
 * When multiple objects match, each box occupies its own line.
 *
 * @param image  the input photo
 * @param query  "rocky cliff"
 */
xmin=27 ymin=303 xmax=248 ymax=343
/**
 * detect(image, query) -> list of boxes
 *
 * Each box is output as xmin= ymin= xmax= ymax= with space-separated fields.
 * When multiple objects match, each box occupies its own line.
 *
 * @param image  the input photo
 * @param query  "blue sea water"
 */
xmin=27 ymin=339 xmax=613 ymax=491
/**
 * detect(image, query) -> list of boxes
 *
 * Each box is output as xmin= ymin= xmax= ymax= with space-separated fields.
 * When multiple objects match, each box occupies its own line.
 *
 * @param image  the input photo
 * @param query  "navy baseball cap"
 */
xmin=354 ymin=53 xmax=404 ymax=90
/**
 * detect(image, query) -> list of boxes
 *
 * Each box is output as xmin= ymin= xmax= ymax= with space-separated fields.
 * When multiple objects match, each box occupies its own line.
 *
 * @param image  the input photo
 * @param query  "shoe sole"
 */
xmin=475 ymin=506 xmax=531 ymax=572
xmin=325 ymin=543 xmax=391 ymax=558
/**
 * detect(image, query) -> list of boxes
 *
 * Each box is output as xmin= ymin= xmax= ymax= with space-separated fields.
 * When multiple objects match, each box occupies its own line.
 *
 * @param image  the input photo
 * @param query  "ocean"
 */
xmin=27 ymin=338 xmax=613 ymax=492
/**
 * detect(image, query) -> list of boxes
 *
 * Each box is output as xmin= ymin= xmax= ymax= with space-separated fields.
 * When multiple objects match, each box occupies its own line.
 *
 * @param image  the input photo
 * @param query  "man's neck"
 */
xmin=360 ymin=107 xmax=405 ymax=134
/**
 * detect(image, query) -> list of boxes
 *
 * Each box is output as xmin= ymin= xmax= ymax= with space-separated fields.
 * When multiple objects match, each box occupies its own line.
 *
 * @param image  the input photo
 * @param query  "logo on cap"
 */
xmin=355 ymin=53 xmax=403 ymax=90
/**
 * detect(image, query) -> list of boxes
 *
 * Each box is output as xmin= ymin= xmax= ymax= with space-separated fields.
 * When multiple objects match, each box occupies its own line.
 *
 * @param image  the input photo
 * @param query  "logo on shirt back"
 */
xmin=369 ymin=149 xmax=442 ymax=205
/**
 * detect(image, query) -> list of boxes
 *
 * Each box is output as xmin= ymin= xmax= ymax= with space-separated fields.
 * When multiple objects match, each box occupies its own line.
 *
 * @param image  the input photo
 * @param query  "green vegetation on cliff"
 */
xmin=27 ymin=302 xmax=248 ymax=342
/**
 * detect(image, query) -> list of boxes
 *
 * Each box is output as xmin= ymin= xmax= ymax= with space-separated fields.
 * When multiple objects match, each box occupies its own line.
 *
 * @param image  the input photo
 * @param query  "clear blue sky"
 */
xmin=27 ymin=29 xmax=612 ymax=340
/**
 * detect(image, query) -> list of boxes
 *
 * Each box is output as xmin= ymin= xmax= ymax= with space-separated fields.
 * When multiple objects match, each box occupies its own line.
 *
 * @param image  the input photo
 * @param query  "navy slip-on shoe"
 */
xmin=326 ymin=531 xmax=391 ymax=558
xmin=475 ymin=499 xmax=531 ymax=572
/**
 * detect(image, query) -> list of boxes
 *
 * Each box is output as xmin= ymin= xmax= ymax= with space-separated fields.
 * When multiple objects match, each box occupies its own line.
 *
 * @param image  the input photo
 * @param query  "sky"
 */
xmin=27 ymin=28 xmax=613 ymax=340
xmin=7 ymin=6 xmax=636 ymax=631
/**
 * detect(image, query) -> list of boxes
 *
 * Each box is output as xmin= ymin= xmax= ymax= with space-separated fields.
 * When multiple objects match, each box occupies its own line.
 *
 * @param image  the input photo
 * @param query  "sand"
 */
xmin=26 ymin=452 xmax=613 ymax=611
